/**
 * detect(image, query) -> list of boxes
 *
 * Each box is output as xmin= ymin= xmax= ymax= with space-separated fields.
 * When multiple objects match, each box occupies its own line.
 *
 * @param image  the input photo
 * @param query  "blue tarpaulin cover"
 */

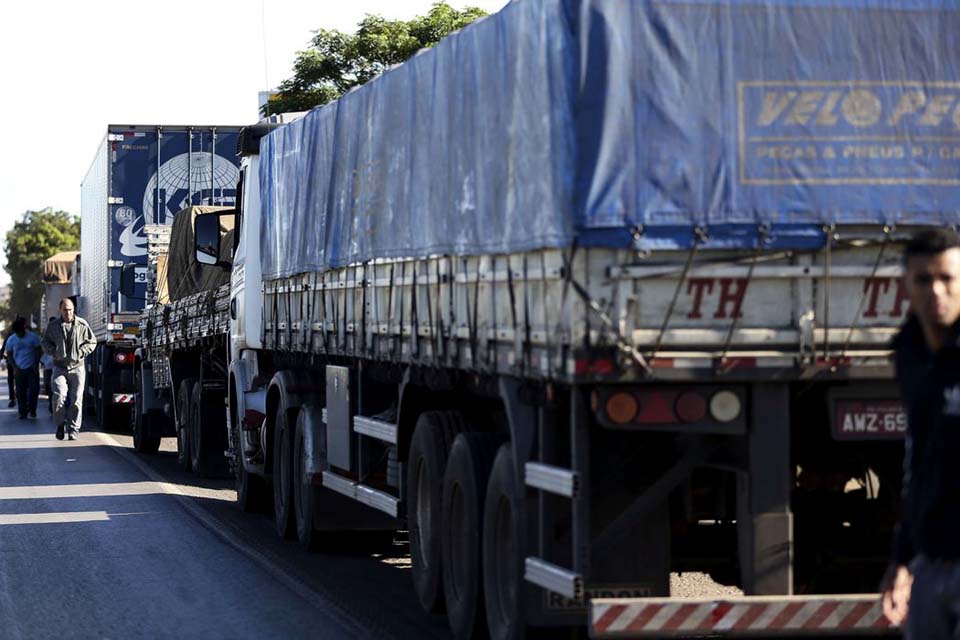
xmin=260 ymin=0 xmax=960 ymax=280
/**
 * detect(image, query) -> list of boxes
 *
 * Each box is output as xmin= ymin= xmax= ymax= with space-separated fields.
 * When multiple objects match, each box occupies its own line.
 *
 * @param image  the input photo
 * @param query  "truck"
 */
xmin=132 ymin=204 xmax=236 ymax=468
xmin=80 ymin=124 xmax=241 ymax=429
xmin=41 ymin=250 xmax=80 ymax=327
xmin=137 ymin=0 xmax=960 ymax=636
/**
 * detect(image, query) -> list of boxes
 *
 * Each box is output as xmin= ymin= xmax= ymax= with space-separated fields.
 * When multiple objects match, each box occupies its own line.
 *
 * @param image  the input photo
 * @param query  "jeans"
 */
xmin=908 ymin=555 xmax=960 ymax=639
xmin=14 ymin=368 xmax=38 ymax=417
xmin=52 ymin=366 xmax=85 ymax=435
xmin=6 ymin=363 xmax=14 ymax=404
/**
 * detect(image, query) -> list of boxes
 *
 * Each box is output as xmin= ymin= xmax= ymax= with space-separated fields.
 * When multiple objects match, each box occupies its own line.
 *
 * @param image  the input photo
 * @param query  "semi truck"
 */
xmin=41 ymin=250 xmax=80 ymax=327
xmin=132 ymin=204 xmax=235 ymax=469
xmin=79 ymin=125 xmax=241 ymax=429
xmin=135 ymin=0 xmax=960 ymax=636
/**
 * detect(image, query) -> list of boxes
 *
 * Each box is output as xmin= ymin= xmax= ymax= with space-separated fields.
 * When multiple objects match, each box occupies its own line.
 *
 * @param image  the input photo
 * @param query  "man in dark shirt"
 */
xmin=883 ymin=228 xmax=960 ymax=636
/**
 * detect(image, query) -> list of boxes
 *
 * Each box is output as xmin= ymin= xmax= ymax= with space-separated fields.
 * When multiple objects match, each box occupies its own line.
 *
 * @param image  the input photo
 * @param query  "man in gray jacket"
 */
xmin=41 ymin=299 xmax=96 ymax=440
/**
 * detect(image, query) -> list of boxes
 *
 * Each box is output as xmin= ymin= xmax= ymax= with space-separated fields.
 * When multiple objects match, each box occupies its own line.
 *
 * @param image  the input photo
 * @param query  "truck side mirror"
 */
xmin=195 ymin=212 xmax=224 ymax=266
xmin=120 ymin=264 xmax=137 ymax=297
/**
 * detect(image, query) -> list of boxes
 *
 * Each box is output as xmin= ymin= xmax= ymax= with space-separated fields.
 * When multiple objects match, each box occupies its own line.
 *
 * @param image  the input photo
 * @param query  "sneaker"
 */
xmin=29 ymin=411 xmax=36 ymax=418
xmin=7 ymin=400 xmax=14 ymax=408
xmin=55 ymin=425 xmax=64 ymax=440
xmin=67 ymin=434 xmax=76 ymax=441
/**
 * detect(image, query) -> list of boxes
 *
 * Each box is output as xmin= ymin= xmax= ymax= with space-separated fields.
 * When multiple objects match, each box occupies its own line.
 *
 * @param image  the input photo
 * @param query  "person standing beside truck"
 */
xmin=5 ymin=317 xmax=42 ymax=419
xmin=883 ymin=228 xmax=960 ymax=636
xmin=42 ymin=299 xmax=96 ymax=441
xmin=1 ymin=327 xmax=17 ymax=408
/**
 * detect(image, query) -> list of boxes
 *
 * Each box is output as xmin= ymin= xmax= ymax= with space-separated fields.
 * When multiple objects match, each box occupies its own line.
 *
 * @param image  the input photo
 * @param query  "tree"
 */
xmin=4 ymin=208 xmax=80 ymax=325
xmin=265 ymin=2 xmax=488 ymax=115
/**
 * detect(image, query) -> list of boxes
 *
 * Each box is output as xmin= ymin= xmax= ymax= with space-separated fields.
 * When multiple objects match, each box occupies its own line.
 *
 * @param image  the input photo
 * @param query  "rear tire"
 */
xmin=237 ymin=461 xmax=271 ymax=513
xmin=273 ymin=404 xmax=296 ymax=540
xmin=441 ymin=432 xmax=504 ymax=639
xmin=190 ymin=383 xmax=229 ymax=478
xmin=294 ymin=409 xmax=319 ymax=551
xmin=176 ymin=378 xmax=197 ymax=472
xmin=132 ymin=370 xmax=161 ymax=454
xmin=407 ymin=411 xmax=468 ymax=613
xmin=483 ymin=445 xmax=526 ymax=640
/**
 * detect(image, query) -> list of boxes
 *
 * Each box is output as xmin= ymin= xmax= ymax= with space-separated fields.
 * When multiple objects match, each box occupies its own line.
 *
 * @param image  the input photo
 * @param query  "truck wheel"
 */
xmin=176 ymin=379 xmax=197 ymax=472
xmin=407 ymin=411 xmax=468 ymax=613
xmin=190 ymin=382 xmax=229 ymax=478
xmin=132 ymin=371 xmax=161 ymax=454
xmin=483 ymin=445 xmax=526 ymax=640
xmin=237 ymin=461 xmax=271 ymax=513
xmin=293 ymin=410 xmax=318 ymax=550
xmin=442 ymin=432 xmax=504 ymax=639
xmin=273 ymin=404 xmax=296 ymax=540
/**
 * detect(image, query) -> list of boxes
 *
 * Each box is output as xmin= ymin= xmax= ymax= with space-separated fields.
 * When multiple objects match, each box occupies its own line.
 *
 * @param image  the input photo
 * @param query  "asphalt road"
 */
xmin=0 ymin=379 xmax=452 ymax=640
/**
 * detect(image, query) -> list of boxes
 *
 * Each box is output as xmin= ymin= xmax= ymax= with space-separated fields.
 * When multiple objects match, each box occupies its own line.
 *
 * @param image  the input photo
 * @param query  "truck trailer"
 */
xmin=41 ymin=250 xmax=80 ymax=328
xmin=136 ymin=0 xmax=960 ymax=636
xmin=80 ymin=124 xmax=240 ymax=429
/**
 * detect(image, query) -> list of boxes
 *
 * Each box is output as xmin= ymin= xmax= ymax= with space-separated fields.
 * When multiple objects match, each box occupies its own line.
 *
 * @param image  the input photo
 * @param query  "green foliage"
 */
xmin=265 ymin=2 xmax=488 ymax=115
xmin=4 ymin=208 xmax=79 ymax=324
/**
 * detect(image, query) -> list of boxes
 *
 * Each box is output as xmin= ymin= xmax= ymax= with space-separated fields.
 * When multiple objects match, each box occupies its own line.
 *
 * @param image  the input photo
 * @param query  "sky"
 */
xmin=0 ymin=0 xmax=509 ymax=287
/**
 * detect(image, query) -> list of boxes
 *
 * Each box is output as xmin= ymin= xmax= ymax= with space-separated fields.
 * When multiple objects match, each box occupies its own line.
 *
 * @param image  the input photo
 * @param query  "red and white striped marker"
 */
xmin=112 ymin=394 xmax=136 ymax=404
xmin=591 ymin=595 xmax=895 ymax=637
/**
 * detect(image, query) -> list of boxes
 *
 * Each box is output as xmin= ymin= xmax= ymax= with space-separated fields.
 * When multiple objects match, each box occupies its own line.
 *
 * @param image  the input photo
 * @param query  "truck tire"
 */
xmin=176 ymin=378 xmax=197 ymax=472
xmin=407 ymin=411 xmax=468 ymax=613
xmin=293 ymin=410 xmax=319 ymax=551
xmin=441 ymin=432 xmax=504 ymax=640
xmin=189 ymin=382 xmax=229 ymax=478
xmin=132 ymin=371 xmax=161 ymax=454
xmin=237 ymin=459 xmax=271 ymax=513
xmin=273 ymin=404 xmax=296 ymax=540
xmin=483 ymin=445 xmax=526 ymax=640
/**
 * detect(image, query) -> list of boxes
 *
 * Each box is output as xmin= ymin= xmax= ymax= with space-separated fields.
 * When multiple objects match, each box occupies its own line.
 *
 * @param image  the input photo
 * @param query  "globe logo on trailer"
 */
xmin=118 ymin=152 xmax=239 ymax=257
xmin=143 ymin=152 xmax=239 ymax=223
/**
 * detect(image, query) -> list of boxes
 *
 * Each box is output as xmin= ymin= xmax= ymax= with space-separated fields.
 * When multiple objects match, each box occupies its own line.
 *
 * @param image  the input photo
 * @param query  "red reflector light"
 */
xmin=605 ymin=392 xmax=639 ymax=425
xmin=675 ymin=391 xmax=707 ymax=423
xmin=114 ymin=352 xmax=129 ymax=364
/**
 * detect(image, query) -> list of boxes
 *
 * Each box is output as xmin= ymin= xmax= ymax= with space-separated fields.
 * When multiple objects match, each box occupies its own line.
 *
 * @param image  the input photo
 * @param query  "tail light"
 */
xmin=595 ymin=387 xmax=742 ymax=428
xmin=114 ymin=352 xmax=129 ymax=364
xmin=709 ymin=390 xmax=741 ymax=423
xmin=675 ymin=391 xmax=707 ymax=423
xmin=605 ymin=392 xmax=639 ymax=425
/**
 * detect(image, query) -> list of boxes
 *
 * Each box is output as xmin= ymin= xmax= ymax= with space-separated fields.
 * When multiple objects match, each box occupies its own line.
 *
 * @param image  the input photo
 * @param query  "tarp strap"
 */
xmin=471 ymin=259 xmax=481 ymax=370
xmin=507 ymin=257 xmax=520 ymax=373
xmin=433 ymin=259 xmax=444 ymax=361
xmin=718 ymin=226 xmax=768 ymax=366
xmin=320 ymin=271 xmax=329 ymax=350
xmin=396 ymin=262 xmax=406 ymax=361
xmin=822 ymin=226 xmax=835 ymax=361
xmin=650 ymin=228 xmax=707 ymax=362
xmin=842 ymin=227 xmax=892 ymax=358
xmin=411 ymin=265 xmax=420 ymax=360
xmin=522 ymin=254 xmax=532 ymax=376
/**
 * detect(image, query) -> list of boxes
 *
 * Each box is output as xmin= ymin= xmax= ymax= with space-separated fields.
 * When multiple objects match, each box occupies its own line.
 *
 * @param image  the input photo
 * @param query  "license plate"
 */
xmin=832 ymin=399 xmax=906 ymax=440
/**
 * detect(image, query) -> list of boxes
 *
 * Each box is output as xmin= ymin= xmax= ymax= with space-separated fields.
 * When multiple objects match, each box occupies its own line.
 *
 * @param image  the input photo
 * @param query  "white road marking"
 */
xmin=0 ymin=511 xmax=110 ymax=525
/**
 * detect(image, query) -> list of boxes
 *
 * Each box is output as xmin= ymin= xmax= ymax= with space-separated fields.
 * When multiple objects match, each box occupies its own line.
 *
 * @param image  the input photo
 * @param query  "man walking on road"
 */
xmin=5 ymin=317 xmax=42 ymax=419
xmin=41 ymin=299 xmax=96 ymax=441
xmin=883 ymin=228 xmax=960 ymax=636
